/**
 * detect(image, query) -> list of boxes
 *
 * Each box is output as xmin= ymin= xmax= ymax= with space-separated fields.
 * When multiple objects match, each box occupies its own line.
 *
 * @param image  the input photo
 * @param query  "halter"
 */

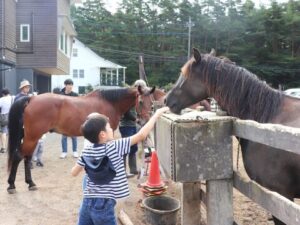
xmin=136 ymin=92 xmax=155 ymax=124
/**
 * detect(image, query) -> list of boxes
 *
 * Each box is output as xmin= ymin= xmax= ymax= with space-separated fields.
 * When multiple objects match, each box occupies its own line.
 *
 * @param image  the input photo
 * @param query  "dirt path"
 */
xmin=0 ymin=133 xmax=179 ymax=225
xmin=0 ymin=133 xmax=295 ymax=225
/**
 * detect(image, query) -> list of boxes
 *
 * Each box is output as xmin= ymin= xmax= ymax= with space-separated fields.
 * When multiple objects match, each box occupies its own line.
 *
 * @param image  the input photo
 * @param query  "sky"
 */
xmin=101 ymin=0 xmax=290 ymax=13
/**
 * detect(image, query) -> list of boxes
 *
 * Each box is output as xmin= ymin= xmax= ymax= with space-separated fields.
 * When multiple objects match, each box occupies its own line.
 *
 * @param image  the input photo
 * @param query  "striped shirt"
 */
xmin=77 ymin=138 xmax=131 ymax=199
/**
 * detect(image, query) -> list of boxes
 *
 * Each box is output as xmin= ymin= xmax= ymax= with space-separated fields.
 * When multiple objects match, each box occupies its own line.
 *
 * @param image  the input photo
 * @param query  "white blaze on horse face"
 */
xmin=177 ymin=74 xmax=187 ymax=88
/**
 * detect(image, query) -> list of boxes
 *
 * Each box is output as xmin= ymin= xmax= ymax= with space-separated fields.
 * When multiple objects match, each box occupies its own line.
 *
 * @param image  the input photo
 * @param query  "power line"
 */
xmin=82 ymin=43 xmax=185 ymax=60
xmin=77 ymin=36 xmax=174 ymax=56
xmin=76 ymin=30 xmax=188 ymax=36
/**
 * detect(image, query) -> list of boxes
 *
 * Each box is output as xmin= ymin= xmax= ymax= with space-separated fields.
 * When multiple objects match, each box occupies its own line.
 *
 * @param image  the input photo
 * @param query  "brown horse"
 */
xmin=7 ymin=87 xmax=150 ymax=194
xmin=136 ymin=87 xmax=166 ymax=126
xmin=165 ymin=48 xmax=300 ymax=225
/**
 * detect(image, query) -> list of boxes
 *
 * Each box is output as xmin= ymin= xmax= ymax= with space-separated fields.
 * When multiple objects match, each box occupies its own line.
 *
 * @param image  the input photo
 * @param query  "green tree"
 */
xmin=71 ymin=0 xmax=300 ymax=88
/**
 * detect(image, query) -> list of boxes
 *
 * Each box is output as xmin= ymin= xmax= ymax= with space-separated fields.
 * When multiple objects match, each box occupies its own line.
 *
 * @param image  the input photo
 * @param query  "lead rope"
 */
xmin=236 ymin=137 xmax=241 ymax=171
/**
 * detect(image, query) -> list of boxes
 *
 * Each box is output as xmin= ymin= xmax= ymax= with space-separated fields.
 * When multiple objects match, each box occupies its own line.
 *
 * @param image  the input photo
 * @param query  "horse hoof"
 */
xmin=7 ymin=188 xmax=16 ymax=194
xmin=28 ymin=185 xmax=38 ymax=191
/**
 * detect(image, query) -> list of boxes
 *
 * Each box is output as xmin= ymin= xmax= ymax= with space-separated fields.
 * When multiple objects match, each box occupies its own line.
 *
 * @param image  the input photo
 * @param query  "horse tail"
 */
xmin=7 ymin=96 xmax=31 ymax=171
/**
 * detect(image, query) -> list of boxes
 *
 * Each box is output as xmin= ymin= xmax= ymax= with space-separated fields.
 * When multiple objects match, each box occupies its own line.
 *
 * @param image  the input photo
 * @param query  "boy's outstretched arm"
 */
xmin=130 ymin=106 xmax=169 ymax=145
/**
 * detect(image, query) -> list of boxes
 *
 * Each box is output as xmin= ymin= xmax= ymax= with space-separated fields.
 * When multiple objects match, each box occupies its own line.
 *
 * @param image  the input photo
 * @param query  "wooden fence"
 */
xmin=155 ymin=111 xmax=300 ymax=225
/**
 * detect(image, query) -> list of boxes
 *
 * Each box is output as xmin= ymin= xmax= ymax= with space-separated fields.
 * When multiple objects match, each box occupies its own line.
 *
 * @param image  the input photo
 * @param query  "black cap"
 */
xmin=64 ymin=79 xmax=74 ymax=85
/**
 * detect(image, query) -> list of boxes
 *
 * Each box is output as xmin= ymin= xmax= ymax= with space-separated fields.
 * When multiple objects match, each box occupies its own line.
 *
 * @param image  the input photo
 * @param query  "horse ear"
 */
xmin=209 ymin=48 xmax=216 ymax=56
xmin=150 ymin=86 xmax=156 ymax=94
xmin=193 ymin=48 xmax=201 ymax=63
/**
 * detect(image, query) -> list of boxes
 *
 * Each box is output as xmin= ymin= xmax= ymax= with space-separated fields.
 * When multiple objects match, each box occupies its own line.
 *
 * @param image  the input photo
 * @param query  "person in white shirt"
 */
xmin=0 ymin=88 xmax=14 ymax=153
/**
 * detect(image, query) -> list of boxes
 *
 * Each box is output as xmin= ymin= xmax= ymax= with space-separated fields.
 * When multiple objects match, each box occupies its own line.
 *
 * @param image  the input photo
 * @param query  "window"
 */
xmin=73 ymin=69 xmax=78 ymax=78
xmin=59 ymin=29 xmax=69 ymax=55
xmin=60 ymin=31 xmax=65 ymax=52
xmin=60 ymin=34 xmax=63 ymax=50
xmin=20 ymin=24 xmax=30 ymax=42
xmin=78 ymin=86 xmax=86 ymax=94
xmin=72 ymin=48 xmax=78 ymax=57
xmin=64 ymin=33 xmax=68 ymax=55
xmin=79 ymin=69 xmax=84 ymax=78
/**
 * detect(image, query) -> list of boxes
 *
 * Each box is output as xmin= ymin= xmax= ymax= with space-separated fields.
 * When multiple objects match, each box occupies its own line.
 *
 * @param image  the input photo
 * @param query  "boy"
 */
xmin=71 ymin=106 xmax=169 ymax=225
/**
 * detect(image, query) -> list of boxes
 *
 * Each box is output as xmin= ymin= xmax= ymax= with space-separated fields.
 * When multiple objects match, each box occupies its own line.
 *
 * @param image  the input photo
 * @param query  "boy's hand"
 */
xmin=155 ymin=106 xmax=169 ymax=116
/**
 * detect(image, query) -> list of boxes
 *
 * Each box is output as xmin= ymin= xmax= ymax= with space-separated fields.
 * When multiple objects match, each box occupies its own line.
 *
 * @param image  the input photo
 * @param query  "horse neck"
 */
xmin=115 ymin=96 xmax=137 ymax=115
xmin=153 ymin=90 xmax=166 ymax=103
xmin=205 ymin=60 xmax=283 ymax=123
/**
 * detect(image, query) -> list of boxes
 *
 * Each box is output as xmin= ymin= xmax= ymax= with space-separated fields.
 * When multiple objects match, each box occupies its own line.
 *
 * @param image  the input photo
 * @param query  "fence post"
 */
xmin=207 ymin=179 xmax=233 ymax=225
xmin=181 ymin=182 xmax=202 ymax=225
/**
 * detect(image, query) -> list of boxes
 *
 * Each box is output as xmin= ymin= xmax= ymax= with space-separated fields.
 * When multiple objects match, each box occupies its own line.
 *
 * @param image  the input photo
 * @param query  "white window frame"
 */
xmin=73 ymin=69 xmax=78 ymax=78
xmin=59 ymin=30 xmax=65 ymax=52
xmin=64 ymin=32 xmax=68 ymax=55
xmin=79 ymin=69 xmax=84 ymax=78
xmin=20 ymin=24 xmax=30 ymax=42
xmin=59 ymin=29 xmax=69 ymax=56
xmin=72 ymin=48 xmax=78 ymax=57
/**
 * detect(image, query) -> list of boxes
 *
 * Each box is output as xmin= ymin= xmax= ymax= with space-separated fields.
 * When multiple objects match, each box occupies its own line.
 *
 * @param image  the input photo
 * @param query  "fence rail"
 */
xmin=233 ymin=119 xmax=300 ymax=155
xmin=233 ymin=171 xmax=300 ymax=225
xmin=156 ymin=112 xmax=300 ymax=225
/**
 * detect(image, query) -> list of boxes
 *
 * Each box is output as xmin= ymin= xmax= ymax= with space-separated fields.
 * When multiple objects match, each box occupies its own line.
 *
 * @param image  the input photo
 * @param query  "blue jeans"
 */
xmin=33 ymin=139 xmax=44 ymax=162
xmin=61 ymin=135 xmax=77 ymax=153
xmin=78 ymin=198 xmax=117 ymax=225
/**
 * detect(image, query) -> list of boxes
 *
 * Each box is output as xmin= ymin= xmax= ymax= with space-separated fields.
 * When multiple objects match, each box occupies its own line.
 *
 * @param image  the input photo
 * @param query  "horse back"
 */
xmin=272 ymin=95 xmax=300 ymax=128
xmin=242 ymin=95 xmax=300 ymax=198
xmin=23 ymin=93 xmax=89 ymax=136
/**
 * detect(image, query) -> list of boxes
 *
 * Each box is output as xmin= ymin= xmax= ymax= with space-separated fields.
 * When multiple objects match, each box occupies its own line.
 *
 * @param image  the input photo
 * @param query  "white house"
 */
xmin=52 ymin=38 xmax=126 ymax=94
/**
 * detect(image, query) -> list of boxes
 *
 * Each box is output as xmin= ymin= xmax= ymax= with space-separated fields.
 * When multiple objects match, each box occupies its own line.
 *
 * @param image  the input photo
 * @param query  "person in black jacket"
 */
xmin=60 ymin=79 xmax=79 ymax=159
xmin=119 ymin=107 xmax=138 ymax=177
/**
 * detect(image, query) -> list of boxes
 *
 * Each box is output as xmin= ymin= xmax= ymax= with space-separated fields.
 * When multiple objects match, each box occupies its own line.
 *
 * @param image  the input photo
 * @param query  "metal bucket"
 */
xmin=143 ymin=195 xmax=180 ymax=225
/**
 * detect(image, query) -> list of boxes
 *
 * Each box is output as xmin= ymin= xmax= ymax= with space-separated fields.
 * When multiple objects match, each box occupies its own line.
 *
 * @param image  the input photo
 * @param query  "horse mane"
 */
xmin=95 ymin=88 xmax=135 ymax=102
xmin=198 ymin=55 xmax=283 ymax=123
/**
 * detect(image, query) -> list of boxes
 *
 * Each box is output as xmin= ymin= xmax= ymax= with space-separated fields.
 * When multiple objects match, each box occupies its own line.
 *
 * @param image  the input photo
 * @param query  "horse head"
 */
xmin=136 ymin=85 xmax=166 ymax=126
xmin=166 ymin=48 xmax=210 ymax=114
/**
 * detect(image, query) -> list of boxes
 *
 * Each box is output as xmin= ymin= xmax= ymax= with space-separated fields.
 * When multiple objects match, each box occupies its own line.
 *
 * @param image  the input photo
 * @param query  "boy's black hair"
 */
xmin=81 ymin=114 xmax=109 ymax=144
xmin=64 ymin=79 xmax=74 ymax=85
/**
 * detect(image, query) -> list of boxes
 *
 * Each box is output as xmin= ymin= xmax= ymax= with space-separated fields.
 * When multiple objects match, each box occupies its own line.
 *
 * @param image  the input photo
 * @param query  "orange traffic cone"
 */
xmin=145 ymin=151 xmax=164 ymax=187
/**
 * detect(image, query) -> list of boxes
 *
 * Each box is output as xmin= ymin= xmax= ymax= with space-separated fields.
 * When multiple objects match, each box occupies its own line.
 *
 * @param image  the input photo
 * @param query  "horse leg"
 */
xmin=7 ymin=152 xmax=22 ymax=194
xmin=272 ymin=216 xmax=286 ymax=225
xmin=24 ymin=156 xmax=37 ymax=191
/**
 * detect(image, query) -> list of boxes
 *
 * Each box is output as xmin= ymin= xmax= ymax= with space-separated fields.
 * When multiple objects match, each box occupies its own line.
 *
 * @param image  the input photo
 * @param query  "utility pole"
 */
xmin=187 ymin=16 xmax=194 ymax=59
xmin=138 ymin=54 xmax=149 ymax=85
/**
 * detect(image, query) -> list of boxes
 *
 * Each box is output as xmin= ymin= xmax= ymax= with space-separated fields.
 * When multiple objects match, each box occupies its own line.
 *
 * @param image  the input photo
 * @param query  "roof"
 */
xmin=73 ymin=38 xmax=126 ymax=69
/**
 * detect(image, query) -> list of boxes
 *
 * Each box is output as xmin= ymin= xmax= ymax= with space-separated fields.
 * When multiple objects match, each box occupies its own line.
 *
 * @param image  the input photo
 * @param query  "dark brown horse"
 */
xmin=7 ymin=87 xmax=149 ymax=194
xmin=165 ymin=48 xmax=300 ymax=225
xmin=137 ymin=86 xmax=211 ymax=125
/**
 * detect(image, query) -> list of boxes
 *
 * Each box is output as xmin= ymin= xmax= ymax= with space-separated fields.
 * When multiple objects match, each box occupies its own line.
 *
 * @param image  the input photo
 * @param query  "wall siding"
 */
xmin=0 ymin=0 xmax=17 ymax=64
xmin=16 ymin=0 xmax=58 ymax=70
xmin=0 ymin=0 xmax=2 ymax=49
xmin=57 ymin=50 xmax=70 ymax=74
